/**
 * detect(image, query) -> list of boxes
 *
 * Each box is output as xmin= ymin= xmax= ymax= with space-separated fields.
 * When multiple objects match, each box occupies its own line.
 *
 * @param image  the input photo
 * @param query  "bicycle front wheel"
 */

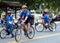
xmin=0 ymin=29 xmax=7 ymax=39
xmin=35 ymin=23 xmax=44 ymax=32
xmin=15 ymin=28 xmax=22 ymax=42
xmin=51 ymin=22 xmax=57 ymax=29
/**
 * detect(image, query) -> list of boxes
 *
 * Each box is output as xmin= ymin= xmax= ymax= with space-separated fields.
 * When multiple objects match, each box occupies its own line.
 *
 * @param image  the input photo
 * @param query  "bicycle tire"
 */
xmin=35 ymin=23 xmax=44 ymax=32
xmin=51 ymin=22 xmax=57 ymax=29
xmin=27 ymin=26 xmax=35 ymax=39
xmin=0 ymin=29 xmax=7 ymax=39
xmin=49 ymin=22 xmax=57 ymax=31
xmin=15 ymin=28 xmax=21 ymax=42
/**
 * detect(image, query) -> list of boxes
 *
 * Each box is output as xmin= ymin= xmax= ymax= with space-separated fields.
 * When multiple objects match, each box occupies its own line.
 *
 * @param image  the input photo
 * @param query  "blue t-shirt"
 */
xmin=43 ymin=14 xmax=50 ymax=24
xmin=6 ymin=15 xmax=13 ymax=24
xmin=19 ymin=10 xmax=32 ymax=20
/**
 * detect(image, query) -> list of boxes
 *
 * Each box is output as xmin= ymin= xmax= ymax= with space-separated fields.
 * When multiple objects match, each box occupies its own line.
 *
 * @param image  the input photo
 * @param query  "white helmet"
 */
xmin=44 ymin=9 xmax=49 ymax=13
xmin=22 ymin=5 xmax=27 ymax=8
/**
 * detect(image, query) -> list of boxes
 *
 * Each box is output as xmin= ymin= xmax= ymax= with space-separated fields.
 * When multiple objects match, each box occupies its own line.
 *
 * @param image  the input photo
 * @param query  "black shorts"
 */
xmin=24 ymin=19 xmax=34 ymax=25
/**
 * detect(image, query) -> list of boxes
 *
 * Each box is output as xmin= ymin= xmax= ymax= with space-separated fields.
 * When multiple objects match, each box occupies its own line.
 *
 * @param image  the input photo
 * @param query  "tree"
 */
xmin=0 ymin=0 xmax=60 ymax=11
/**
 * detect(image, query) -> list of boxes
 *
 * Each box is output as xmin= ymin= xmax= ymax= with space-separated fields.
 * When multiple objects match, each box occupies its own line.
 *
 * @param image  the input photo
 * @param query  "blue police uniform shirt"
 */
xmin=43 ymin=14 xmax=50 ymax=24
xmin=19 ymin=10 xmax=32 ymax=19
xmin=6 ymin=15 xmax=13 ymax=25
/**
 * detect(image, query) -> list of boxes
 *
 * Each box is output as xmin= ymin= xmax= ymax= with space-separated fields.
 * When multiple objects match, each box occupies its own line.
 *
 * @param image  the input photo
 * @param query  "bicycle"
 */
xmin=35 ymin=20 xmax=57 ymax=32
xmin=0 ymin=20 xmax=18 ymax=39
xmin=15 ymin=19 xmax=35 ymax=42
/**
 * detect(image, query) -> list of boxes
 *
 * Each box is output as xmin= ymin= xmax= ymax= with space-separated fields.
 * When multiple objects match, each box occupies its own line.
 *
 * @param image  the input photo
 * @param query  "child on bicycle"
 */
xmin=41 ymin=9 xmax=55 ymax=31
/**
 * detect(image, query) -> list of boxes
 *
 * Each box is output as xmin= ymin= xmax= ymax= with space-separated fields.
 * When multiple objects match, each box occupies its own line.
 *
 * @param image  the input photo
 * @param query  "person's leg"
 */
xmin=24 ymin=19 xmax=31 ymax=34
xmin=24 ymin=19 xmax=28 ymax=32
xmin=6 ymin=24 xmax=10 ymax=35
xmin=21 ymin=22 xmax=25 ymax=29
xmin=9 ymin=25 xmax=14 ymax=37
xmin=25 ymin=19 xmax=31 ymax=33
xmin=27 ymin=23 xmax=30 ymax=33
xmin=24 ymin=25 xmax=27 ymax=35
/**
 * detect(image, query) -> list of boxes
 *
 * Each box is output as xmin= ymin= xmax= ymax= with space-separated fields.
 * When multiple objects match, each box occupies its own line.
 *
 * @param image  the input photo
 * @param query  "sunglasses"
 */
xmin=22 ymin=8 xmax=27 ymax=9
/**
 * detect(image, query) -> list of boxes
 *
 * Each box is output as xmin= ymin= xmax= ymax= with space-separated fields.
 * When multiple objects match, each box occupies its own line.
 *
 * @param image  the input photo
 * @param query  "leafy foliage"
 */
xmin=0 ymin=0 xmax=60 ymax=11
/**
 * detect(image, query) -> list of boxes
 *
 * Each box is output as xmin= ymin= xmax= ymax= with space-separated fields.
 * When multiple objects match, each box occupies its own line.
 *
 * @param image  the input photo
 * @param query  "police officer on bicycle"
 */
xmin=6 ymin=8 xmax=14 ymax=38
xmin=17 ymin=5 xmax=33 ymax=35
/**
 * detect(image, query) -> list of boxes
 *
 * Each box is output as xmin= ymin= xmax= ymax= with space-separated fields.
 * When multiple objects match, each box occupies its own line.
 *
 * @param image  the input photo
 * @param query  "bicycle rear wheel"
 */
xmin=49 ymin=22 xmax=57 ymax=31
xmin=51 ymin=22 xmax=57 ymax=29
xmin=27 ymin=26 xmax=35 ymax=39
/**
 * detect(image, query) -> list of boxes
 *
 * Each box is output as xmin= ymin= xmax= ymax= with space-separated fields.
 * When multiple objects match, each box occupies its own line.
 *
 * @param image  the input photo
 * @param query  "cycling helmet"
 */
xmin=44 ymin=9 xmax=49 ymax=13
xmin=7 ymin=10 xmax=11 ymax=14
xmin=22 ymin=5 xmax=27 ymax=8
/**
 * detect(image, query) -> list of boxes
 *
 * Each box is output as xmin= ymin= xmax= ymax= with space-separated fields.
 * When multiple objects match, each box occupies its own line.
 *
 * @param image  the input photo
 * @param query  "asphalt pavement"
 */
xmin=0 ymin=21 xmax=60 ymax=43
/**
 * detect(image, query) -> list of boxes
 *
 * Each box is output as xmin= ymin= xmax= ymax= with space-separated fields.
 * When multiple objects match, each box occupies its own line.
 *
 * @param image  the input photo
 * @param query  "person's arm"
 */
xmin=17 ymin=11 xmax=22 ymax=20
xmin=23 ymin=16 xmax=28 ymax=22
xmin=23 ymin=10 xmax=29 ymax=22
xmin=43 ymin=15 xmax=47 ymax=19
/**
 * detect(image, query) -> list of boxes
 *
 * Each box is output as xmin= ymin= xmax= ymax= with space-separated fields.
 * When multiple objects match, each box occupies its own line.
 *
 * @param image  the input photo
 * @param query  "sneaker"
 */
xmin=27 ymin=31 xmax=32 ymax=36
xmin=6 ymin=32 xmax=10 ymax=35
xmin=27 ymin=31 xmax=32 ymax=34
xmin=6 ymin=30 xmax=10 ymax=35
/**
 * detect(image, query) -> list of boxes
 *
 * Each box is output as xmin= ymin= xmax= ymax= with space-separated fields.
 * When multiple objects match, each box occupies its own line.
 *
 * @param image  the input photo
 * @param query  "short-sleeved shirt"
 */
xmin=19 ymin=10 xmax=32 ymax=20
xmin=43 ymin=14 xmax=50 ymax=24
xmin=6 ymin=15 xmax=13 ymax=24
